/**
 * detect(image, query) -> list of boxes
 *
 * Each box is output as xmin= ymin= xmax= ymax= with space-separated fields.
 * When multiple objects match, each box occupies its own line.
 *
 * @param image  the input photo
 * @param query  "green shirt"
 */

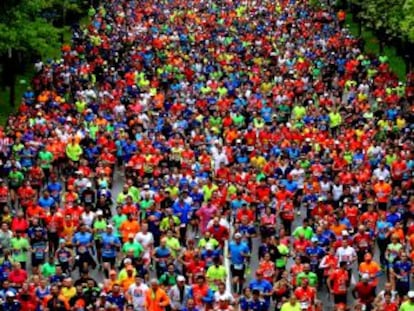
xmin=206 ymin=265 xmax=227 ymax=291
xmin=128 ymin=186 xmax=140 ymax=203
xmin=202 ymin=184 xmax=218 ymax=201
xmin=292 ymin=226 xmax=314 ymax=240
xmin=292 ymin=105 xmax=306 ymax=120
xmin=38 ymin=150 xmax=54 ymax=169
xmin=276 ymin=244 xmax=289 ymax=268
xmin=66 ymin=143 xmax=83 ymax=162
xmin=93 ymin=219 xmax=107 ymax=240
xmin=232 ymin=114 xmax=245 ymax=127
xmin=159 ymin=272 xmax=177 ymax=287
xmin=160 ymin=216 xmax=181 ymax=232
xmin=122 ymin=241 xmax=144 ymax=258
xmin=11 ymin=237 xmax=30 ymax=262
xmin=112 ymin=214 xmax=127 ymax=229
xmin=41 ymin=262 xmax=56 ymax=278
xmin=116 ymin=192 xmax=128 ymax=204
xmin=8 ymin=171 xmax=24 ymax=187
xmin=329 ymin=112 xmax=342 ymax=128
xmin=399 ymin=301 xmax=414 ymax=311
xmin=296 ymin=271 xmax=318 ymax=287
xmin=165 ymin=237 xmax=181 ymax=257
xmin=198 ymin=238 xmax=219 ymax=250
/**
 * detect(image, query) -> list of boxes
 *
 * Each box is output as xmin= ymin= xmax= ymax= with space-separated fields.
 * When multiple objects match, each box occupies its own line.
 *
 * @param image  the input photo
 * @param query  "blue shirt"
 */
xmin=305 ymin=246 xmax=325 ymax=266
xmin=172 ymin=201 xmax=192 ymax=224
xmin=248 ymin=279 xmax=272 ymax=301
xmin=241 ymin=298 xmax=268 ymax=311
xmin=386 ymin=212 xmax=401 ymax=226
xmin=72 ymin=232 xmax=93 ymax=250
xmin=47 ymin=182 xmax=63 ymax=202
xmin=229 ymin=241 xmax=250 ymax=265
xmin=101 ymin=233 xmax=121 ymax=258
xmin=38 ymin=196 xmax=56 ymax=209
xmin=107 ymin=293 xmax=127 ymax=310
xmin=376 ymin=221 xmax=391 ymax=240
xmin=393 ymin=260 xmax=412 ymax=285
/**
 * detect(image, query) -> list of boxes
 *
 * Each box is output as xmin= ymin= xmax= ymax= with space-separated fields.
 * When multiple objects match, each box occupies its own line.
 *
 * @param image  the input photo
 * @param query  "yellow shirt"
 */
xmin=61 ymin=286 xmax=76 ymax=301
xmin=280 ymin=302 xmax=301 ymax=311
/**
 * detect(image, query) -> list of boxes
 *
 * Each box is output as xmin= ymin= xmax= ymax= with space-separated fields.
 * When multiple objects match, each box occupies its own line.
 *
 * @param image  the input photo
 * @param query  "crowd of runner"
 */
xmin=0 ymin=0 xmax=413 ymax=310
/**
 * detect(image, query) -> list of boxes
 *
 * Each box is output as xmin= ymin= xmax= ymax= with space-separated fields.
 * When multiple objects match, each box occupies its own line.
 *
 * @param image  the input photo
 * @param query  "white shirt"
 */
xmin=332 ymin=184 xmax=343 ymax=201
xmin=135 ymin=232 xmax=154 ymax=251
xmin=335 ymin=246 xmax=356 ymax=267
xmin=373 ymin=168 xmax=390 ymax=181
xmin=81 ymin=211 xmax=95 ymax=228
xmin=290 ymin=168 xmax=305 ymax=189
xmin=128 ymin=283 xmax=149 ymax=310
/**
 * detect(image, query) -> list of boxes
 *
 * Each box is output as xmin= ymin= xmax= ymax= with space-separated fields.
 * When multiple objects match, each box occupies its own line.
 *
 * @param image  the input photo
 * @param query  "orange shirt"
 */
xmin=119 ymin=220 xmax=140 ymax=242
xmin=373 ymin=182 xmax=392 ymax=203
xmin=258 ymin=260 xmax=275 ymax=282
xmin=359 ymin=261 xmax=381 ymax=287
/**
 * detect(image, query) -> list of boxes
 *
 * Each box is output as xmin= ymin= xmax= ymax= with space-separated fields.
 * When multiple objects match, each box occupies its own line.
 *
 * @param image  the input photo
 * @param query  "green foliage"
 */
xmin=0 ymin=0 xmax=61 ymax=57
xmin=351 ymin=0 xmax=413 ymax=41
xmin=401 ymin=0 xmax=414 ymax=42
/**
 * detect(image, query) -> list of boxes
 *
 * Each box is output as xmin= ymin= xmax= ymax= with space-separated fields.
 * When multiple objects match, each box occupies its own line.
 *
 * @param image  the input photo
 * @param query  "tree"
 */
xmin=401 ymin=0 xmax=414 ymax=42
xmin=0 ymin=0 xmax=61 ymax=106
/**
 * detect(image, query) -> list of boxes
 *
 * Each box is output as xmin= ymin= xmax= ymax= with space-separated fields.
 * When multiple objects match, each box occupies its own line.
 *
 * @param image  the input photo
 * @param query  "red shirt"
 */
xmin=294 ymin=286 xmax=316 ymax=309
xmin=9 ymin=269 xmax=28 ymax=286
xmin=11 ymin=217 xmax=29 ymax=233
xmin=207 ymin=225 xmax=229 ymax=246
xmin=353 ymin=232 xmax=371 ymax=251
xmin=236 ymin=208 xmax=255 ymax=223
xmin=354 ymin=282 xmax=376 ymax=304
xmin=329 ymin=268 xmax=349 ymax=295
xmin=0 ymin=186 xmax=8 ymax=203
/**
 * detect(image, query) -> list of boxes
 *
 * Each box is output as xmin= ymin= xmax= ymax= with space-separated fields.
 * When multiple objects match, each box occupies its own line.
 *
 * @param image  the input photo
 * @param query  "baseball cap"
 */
xmin=177 ymin=275 xmax=185 ymax=282
xmin=408 ymin=291 xmax=414 ymax=298
xmin=234 ymin=232 xmax=242 ymax=239
xmin=361 ymin=273 xmax=370 ymax=280
xmin=341 ymin=230 xmax=349 ymax=236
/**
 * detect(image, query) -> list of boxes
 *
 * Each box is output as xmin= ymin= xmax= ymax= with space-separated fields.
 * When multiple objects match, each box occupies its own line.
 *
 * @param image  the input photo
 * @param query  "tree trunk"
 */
xmin=4 ymin=49 xmax=17 ymax=107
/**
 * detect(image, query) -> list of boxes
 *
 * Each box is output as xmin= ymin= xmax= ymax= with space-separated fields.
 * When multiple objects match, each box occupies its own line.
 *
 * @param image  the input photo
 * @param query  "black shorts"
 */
xmin=333 ymin=293 xmax=347 ymax=304
xmin=230 ymin=264 xmax=245 ymax=279
xmin=32 ymin=256 xmax=45 ymax=267
xmin=102 ymin=256 xmax=116 ymax=266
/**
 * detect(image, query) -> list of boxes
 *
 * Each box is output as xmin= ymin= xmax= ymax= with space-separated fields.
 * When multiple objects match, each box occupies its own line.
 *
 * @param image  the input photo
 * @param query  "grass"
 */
xmin=345 ymin=13 xmax=406 ymax=81
xmin=0 ymin=16 xmax=90 ymax=126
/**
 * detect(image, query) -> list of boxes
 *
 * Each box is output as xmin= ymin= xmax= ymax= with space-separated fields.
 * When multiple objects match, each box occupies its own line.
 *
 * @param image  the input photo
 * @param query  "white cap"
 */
xmin=6 ymin=291 xmax=15 ymax=297
xmin=143 ymin=184 xmax=150 ymax=189
xmin=361 ymin=273 xmax=370 ymax=280
xmin=177 ymin=275 xmax=186 ymax=282
xmin=378 ymin=176 xmax=385 ymax=181
xmin=234 ymin=232 xmax=242 ymax=239
xmin=341 ymin=230 xmax=349 ymax=236
xmin=205 ymin=244 xmax=213 ymax=250
xmin=96 ymin=210 xmax=103 ymax=216
xmin=408 ymin=291 xmax=414 ymax=298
